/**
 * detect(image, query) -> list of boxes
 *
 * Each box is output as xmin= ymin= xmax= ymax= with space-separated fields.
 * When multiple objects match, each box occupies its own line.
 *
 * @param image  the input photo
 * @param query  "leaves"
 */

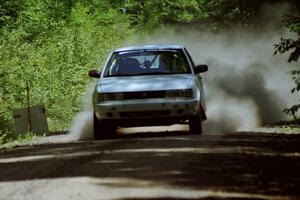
xmin=274 ymin=38 xmax=300 ymax=63
xmin=0 ymin=0 xmax=132 ymax=139
xmin=274 ymin=15 xmax=300 ymax=119
xmin=284 ymin=104 xmax=300 ymax=120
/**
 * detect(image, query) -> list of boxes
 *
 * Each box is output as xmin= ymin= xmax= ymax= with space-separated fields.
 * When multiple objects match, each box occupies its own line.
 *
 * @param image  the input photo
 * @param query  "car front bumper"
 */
xmin=94 ymin=98 xmax=199 ymax=122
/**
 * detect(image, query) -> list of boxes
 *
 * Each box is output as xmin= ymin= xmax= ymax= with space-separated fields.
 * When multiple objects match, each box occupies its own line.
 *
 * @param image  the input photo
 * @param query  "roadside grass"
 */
xmin=0 ymin=132 xmax=42 ymax=149
xmin=258 ymin=118 xmax=300 ymax=134
xmin=272 ymin=118 xmax=300 ymax=128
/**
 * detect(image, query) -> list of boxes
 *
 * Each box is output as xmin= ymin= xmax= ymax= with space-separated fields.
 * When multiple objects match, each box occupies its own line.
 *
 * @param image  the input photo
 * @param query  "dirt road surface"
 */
xmin=0 ymin=131 xmax=300 ymax=200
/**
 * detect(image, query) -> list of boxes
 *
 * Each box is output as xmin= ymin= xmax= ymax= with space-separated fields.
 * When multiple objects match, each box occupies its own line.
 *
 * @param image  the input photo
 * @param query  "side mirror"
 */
xmin=88 ymin=69 xmax=101 ymax=78
xmin=194 ymin=64 xmax=208 ymax=74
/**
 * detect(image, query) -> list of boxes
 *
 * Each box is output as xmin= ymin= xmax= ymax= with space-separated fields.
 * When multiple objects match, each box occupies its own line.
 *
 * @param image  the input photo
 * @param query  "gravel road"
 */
xmin=0 ymin=131 xmax=300 ymax=200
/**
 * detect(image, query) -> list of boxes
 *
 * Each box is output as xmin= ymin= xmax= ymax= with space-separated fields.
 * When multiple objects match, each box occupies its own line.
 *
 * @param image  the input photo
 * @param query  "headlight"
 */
xmin=97 ymin=93 xmax=124 ymax=101
xmin=166 ymin=89 xmax=193 ymax=98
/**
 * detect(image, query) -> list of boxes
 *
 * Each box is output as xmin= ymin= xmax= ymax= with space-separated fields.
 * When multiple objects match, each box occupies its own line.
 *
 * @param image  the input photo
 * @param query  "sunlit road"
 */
xmin=0 ymin=132 xmax=300 ymax=200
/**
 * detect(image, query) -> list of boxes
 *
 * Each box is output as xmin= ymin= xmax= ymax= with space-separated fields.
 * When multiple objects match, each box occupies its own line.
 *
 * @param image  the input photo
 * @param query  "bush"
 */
xmin=0 ymin=1 xmax=133 ymax=143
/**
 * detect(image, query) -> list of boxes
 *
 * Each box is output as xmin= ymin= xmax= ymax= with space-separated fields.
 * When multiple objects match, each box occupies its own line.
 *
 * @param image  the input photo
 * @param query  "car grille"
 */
xmin=123 ymin=91 xmax=165 ymax=100
xmin=120 ymin=110 xmax=170 ymax=118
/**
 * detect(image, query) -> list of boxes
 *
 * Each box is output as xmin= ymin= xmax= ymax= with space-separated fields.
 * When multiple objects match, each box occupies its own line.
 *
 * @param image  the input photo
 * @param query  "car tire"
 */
xmin=93 ymin=113 xmax=115 ymax=140
xmin=189 ymin=109 xmax=203 ymax=135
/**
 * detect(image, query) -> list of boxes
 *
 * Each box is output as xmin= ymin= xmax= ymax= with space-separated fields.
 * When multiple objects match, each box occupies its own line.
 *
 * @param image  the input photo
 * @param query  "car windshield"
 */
xmin=103 ymin=49 xmax=191 ymax=77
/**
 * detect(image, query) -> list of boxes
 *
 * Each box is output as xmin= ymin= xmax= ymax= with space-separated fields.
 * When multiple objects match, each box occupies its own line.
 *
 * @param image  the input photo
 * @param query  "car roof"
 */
xmin=114 ymin=44 xmax=184 ymax=52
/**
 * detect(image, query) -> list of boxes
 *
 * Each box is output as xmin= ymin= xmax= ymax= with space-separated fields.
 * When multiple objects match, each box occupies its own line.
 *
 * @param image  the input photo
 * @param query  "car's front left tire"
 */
xmin=189 ymin=109 xmax=203 ymax=135
xmin=93 ymin=113 xmax=115 ymax=140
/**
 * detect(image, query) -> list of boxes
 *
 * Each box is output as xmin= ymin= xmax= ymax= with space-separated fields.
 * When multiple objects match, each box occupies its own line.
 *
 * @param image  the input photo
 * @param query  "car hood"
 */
xmin=98 ymin=74 xmax=194 ymax=93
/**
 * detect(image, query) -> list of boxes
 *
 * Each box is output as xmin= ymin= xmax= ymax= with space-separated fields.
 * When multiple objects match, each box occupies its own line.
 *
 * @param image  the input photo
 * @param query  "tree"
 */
xmin=274 ymin=15 xmax=300 ymax=119
xmin=0 ymin=0 xmax=132 ymax=144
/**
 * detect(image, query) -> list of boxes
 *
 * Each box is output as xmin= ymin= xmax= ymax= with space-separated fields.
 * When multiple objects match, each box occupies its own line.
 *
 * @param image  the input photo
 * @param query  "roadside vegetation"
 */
xmin=0 ymin=0 xmax=299 ymax=145
xmin=274 ymin=15 xmax=300 ymax=120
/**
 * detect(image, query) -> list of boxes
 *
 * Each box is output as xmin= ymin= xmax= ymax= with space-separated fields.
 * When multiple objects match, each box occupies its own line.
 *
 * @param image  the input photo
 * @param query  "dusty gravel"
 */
xmin=0 ymin=130 xmax=300 ymax=200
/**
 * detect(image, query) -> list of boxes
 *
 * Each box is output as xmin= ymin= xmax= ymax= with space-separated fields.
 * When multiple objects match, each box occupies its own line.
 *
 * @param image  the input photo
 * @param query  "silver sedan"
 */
xmin=88 ymin=45 xmax=208 ymax=139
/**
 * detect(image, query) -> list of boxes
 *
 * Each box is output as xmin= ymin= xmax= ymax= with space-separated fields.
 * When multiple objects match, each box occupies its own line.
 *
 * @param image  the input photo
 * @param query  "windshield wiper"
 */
xmin=105 ymin=74 xmax=140 ymax=77
xmin=138 ymin=71 xmax=174 ymax=75
xmin=105 ymin=71 xmax=188 ymax=77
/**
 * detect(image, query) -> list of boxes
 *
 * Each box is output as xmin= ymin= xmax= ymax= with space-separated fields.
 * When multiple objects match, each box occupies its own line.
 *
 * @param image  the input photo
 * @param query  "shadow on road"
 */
xmin=0 ymin=132 xmax=300 ymax=199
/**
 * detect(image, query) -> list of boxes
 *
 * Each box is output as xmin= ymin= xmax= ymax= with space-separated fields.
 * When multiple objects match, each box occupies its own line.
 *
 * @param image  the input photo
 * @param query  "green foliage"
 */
xmin=0 ymin=0 xmax=132 ymax=144
xmin=274 ymin=15 xmax=300 ymax=119
xmin=0 ymin=0 xmax=24 ymax=28
xmin=122 ymin=0 xmax=245 ymax=30
xmin=274 ymin=16 xmax=300 ymax=63
xmin=0 ymin=131 xmax=41 ymax=149
xmin=0 ymin=129 xmax=13 ymax=145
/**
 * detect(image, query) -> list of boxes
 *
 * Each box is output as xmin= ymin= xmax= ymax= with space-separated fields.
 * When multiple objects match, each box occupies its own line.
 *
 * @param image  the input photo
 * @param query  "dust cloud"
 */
xmin=133 ymin=28 xmax=297 ymax=132
xmin=65 ymin=5 xmax=298 ymax=140
xmin=68 ymin=83 xmax=95 ymax=140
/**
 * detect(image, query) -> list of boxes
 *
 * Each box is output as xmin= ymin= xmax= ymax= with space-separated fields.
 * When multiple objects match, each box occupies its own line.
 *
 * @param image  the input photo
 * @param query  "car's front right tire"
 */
xmin=93 ymin=113 xmax=115 ymax=140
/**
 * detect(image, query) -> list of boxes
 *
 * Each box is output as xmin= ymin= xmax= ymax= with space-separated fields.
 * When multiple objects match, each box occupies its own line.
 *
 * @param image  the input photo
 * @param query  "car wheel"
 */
xmin=93 ymin=113 xmax=115 ymax=140
xmin=189 ymin=109 xmax=203 ymax=135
